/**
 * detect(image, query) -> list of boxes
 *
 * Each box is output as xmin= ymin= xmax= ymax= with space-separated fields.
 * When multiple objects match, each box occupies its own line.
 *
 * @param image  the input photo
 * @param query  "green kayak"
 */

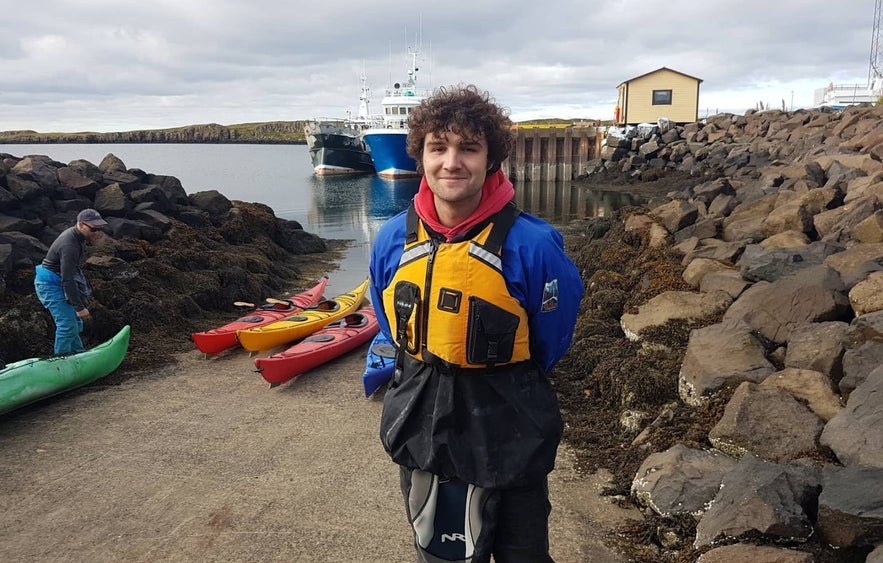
xmin=0 ymin=325 xmax=131 ymax=416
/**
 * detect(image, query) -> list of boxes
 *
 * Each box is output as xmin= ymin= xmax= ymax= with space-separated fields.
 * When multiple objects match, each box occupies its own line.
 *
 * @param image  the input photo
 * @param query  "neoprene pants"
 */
xmin=400 ymin=466 xmax=554 ymax=563
xmin=34 ymin=265 xmax=84 ymax=355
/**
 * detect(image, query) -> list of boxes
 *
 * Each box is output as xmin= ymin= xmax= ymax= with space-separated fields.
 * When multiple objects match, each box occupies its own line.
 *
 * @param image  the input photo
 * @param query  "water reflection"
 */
xmin=513 ymin=179 xmax=646 ymax=223
xmin=370 ymin=177 xmax=422 ymax=218
xmin=306 ymin=175 xmax=420 ymax=245
xmin=306 ymin=175 xmax=645 ymax=244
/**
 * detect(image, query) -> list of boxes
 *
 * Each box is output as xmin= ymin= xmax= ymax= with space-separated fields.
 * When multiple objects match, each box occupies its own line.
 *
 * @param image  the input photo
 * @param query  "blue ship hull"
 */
xmin=362 ymin=129 xmax=420 ymax=179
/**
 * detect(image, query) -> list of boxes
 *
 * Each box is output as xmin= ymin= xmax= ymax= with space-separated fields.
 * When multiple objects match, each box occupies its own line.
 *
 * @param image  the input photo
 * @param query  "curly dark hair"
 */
xmin=406 ymin=84 xmax=514 ymax=174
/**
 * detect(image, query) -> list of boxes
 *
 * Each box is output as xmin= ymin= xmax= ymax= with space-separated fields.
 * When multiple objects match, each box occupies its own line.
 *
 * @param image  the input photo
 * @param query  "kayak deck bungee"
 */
xmin=362 ymin=330 xmax=396 ymax=397
xmin=191 ymin=276 xmax=328 ymax=354
xmin=255 ymin=306 xmax=379 ymax=387
xmin=0 ymin=325 xmax=131 ymax=416
xmin=236 ymin=278 xmax=370 ymax=352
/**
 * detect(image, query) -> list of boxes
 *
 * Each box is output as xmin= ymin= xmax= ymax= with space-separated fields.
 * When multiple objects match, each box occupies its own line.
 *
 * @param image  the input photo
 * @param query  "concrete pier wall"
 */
xmin=503 ymin=125 xmax=601 ymax=181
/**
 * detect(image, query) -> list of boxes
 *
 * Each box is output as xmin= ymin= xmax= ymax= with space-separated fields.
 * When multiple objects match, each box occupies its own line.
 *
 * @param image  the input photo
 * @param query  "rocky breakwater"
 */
xmin=583 ymin=105 xmax=883 ymax=561
xmin=0 ymin=152 xmax=326 ymax=369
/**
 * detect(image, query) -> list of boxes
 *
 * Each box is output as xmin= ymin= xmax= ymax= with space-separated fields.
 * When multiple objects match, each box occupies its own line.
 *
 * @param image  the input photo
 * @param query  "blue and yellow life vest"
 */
xmin=381 ymin=203 xmax=531 ymax=369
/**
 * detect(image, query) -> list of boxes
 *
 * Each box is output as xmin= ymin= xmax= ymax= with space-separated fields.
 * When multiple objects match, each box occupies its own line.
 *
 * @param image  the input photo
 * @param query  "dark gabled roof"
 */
xmin=617 ymin=66 xmax=704 ymax=87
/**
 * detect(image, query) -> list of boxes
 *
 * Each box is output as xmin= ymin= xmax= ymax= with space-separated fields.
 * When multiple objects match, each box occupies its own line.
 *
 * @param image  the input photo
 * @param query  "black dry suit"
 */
xmin=379 ymin=203 xmax=564 ymax=492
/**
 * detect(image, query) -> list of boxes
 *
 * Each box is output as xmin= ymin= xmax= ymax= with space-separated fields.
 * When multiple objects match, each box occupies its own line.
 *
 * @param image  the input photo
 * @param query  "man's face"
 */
xmin=79 ymin=222 xmax=105 ymax=243
xmin=421 ymin=130 xmax=489 ymax=209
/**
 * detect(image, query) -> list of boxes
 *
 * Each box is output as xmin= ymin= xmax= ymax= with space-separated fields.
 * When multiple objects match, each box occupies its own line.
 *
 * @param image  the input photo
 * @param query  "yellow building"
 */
xmin=615 ymin=67 xmax=702 ymax=125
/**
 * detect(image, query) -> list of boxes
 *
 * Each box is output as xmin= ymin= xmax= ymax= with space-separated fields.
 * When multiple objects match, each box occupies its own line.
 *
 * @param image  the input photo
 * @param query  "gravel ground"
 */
xmin=0 ymin=342 xmax=640 ymax=562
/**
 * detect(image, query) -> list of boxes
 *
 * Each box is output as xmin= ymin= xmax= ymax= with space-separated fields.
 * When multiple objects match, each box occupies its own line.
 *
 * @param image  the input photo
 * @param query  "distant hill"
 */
xmin=0 ymin=121 xmax=311 ymax=144
xmin=0 ymin=118 xmax=609 ymax=145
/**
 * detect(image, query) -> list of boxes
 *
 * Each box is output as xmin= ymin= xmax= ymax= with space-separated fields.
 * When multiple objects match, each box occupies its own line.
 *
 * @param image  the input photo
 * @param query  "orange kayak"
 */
xmin=255 ymin=306 xmax=379 ymax=387
xmin=237 ymin=278 xmax=369 ymax=352
xmin=191 ymin=277 xmax=328 ymax=354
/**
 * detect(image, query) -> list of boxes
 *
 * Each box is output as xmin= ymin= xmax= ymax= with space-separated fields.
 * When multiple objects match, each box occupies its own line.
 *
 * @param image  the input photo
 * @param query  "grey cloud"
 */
xmin=0 ymin=0 xmax=878 ymax=131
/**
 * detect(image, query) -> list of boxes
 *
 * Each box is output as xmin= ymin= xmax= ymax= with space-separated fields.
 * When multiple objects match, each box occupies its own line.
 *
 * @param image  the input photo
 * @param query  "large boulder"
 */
xmin=620 ymin=290 xmax=732 ymax=342
xmin=679 ymin=320 xmax=775 ymax=406
xmin=694 ymin=456 xmax=820 ymax=548
xmin=820 ymin=365 xmax=883 ymax=468
xmin=631 ymin=444 xmax=737 ymax=517
xmin=760 ymin=368 xmax=843 ymax=422
xmin=722 ymin=265 xmax=851 ymax=344
xmin=708 ymin=382 xmax=824 ymax=462
xmin=784 ymin=320 xmax=853 ymax=381
xmin=817 ymin=466 xmax=883 ymax=548
xmin=696 ymin=544 xmax=813 ymax=563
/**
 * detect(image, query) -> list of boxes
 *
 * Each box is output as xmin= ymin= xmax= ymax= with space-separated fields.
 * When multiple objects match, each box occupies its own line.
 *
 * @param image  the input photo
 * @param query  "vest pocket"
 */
xmin=394 ymin=281 xmax=421 ymax=355
xmin=466 ymin=297 xmax=519 ymax=365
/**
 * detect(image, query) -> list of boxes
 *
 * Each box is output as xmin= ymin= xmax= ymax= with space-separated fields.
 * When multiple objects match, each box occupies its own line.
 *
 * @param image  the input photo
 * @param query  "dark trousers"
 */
xmin=399 ymin=466 xmax=554 ymax=563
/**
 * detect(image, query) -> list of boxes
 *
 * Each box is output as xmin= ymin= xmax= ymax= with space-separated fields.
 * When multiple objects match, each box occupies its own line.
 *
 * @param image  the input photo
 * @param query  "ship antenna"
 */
xmin=387 ymin=40 xmax=392 ymax=88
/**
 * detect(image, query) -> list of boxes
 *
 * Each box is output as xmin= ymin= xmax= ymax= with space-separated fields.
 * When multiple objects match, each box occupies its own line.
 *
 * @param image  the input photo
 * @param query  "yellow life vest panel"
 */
xmin=382 ymin=203 xmax=530 ymax=369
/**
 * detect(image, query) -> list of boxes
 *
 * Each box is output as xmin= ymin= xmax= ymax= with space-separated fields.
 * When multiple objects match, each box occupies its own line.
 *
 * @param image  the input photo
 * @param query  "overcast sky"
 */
xmin=1 ymin=0 xmax=879 ymax=132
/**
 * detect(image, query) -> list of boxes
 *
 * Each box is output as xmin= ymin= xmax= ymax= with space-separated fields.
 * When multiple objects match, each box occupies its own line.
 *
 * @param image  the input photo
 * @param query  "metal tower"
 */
xmin=869 ymin=0 xmax=883 ymax=85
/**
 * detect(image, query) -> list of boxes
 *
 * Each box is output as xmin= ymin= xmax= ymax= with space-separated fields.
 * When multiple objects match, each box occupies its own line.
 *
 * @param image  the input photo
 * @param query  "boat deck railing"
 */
xmin=308 ymin=116 xmax=385 ymax=128
xmin=380 ymin=86 xmax=432 ymax=98
xmin=828 ymin=83 xmax=871 ymax=91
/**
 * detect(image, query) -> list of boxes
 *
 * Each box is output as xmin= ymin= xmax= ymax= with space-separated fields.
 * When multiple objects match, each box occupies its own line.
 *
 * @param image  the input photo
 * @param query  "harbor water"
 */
xmin=3 ymin=144 xmax=644 ymax=295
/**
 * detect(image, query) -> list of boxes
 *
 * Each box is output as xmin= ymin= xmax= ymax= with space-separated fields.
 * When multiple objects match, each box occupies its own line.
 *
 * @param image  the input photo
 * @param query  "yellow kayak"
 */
xmin=237 ymin=278 xmax=369 ymax=352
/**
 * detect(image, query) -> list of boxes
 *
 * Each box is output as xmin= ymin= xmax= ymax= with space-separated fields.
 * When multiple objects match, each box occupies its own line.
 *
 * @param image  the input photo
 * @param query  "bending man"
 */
xmin=34 ymin=208 xmax=108 ymax=355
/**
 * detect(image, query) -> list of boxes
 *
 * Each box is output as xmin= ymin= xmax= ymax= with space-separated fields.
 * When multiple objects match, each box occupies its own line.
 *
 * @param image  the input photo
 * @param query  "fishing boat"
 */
xmin=362 ymin=330 xmax=396 ymax=397
xmin=361 ymin=43 xmax=430 ymax=179
xmin=236 ymin=278 xmax=370 ymax=352
xmin=0 ymin=325 xmax=131 ymax=416
xmin=305 ymin=120 xmax=375 ymax=176
xmin=191 ymin=277 xmax=329 ymax=355
xmin=304 ymin=74 xmax=382 ymax=176
xmin=255 ymin=307 xmax=379 ymax=387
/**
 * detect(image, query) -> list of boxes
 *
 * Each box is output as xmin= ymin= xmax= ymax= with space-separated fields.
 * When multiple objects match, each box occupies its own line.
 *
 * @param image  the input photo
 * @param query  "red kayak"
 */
xmin=255 ymin=306 xmax=379 ymax=387
xmin=191 ymin=276 xmax=329 ymax=354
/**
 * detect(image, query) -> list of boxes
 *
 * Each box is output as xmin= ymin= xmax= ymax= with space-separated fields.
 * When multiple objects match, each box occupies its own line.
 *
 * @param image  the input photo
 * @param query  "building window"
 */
xmin=653 ymin=90 xmax=672 ymax=105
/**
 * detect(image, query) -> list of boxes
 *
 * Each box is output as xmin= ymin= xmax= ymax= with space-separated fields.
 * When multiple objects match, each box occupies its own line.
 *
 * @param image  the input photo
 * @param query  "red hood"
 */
xmin=413 ymin=170 xmax=515 ymax=241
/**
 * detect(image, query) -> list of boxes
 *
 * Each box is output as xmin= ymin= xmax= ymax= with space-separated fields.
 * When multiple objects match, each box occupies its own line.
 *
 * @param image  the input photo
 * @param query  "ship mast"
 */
xmin=358 ymin=63 xmax=371 ymax=120
xmin=405 ymin=19 xmax=423 ymax=89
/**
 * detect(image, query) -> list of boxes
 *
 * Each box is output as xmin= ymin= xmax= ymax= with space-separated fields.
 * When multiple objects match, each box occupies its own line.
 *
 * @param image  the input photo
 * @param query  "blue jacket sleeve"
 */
xmin=502 ymin=214 xmax=583 ymax=373
xmin=368 ymin=210 xmax=407 ymax=342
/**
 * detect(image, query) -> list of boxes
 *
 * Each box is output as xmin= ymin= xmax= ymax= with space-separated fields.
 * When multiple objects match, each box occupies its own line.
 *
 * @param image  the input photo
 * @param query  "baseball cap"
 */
xmin=77 ymin=208 xmax=108 ymax=226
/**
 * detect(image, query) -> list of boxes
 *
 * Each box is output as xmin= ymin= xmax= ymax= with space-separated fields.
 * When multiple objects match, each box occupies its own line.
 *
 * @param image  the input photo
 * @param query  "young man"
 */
xmin=369 ymin=85 xmax=583 ymax=562
xmin=34 ymin=208 xmax=108 ymax=355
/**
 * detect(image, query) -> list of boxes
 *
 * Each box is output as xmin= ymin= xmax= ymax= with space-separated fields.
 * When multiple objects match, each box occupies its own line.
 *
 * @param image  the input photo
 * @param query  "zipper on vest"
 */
xmin=421 ymin=237 xmax=440 ymax=355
